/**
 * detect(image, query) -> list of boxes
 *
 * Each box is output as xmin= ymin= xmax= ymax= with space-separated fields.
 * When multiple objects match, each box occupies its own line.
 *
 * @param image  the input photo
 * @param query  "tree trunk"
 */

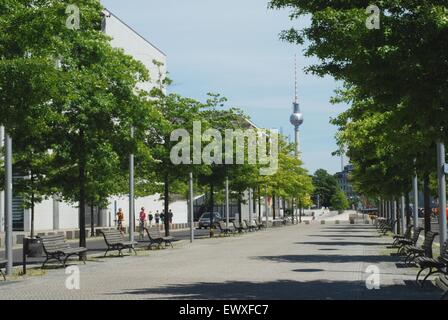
xmin=90 ymin=204 xmax=95 ymax=237
xmin=423 ymin=172 xmax=431 ymax=233
xmin=395 ymin=198 xmax=400 ymax=234
xmin=78 ymin=129 xmax=87 ymax=257
xmin=258 ymin=187 xmax=261 ymax=223
xmin=164 ymin=173 xmax=170 ymax=237
xmin=273 ymin=194 xmax=276 ymax=220
xmin=208 ymin=182 xmax=214 ymax=213
xmin=291 ymin=198 xmax=295 ymax=224
xmin=238 ymin=192 xmax=243 ymax=224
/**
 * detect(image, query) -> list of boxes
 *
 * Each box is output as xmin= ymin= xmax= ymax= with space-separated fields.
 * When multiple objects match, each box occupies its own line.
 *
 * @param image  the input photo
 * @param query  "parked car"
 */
xmin=198 ymin=212 xmax=222 ymax=229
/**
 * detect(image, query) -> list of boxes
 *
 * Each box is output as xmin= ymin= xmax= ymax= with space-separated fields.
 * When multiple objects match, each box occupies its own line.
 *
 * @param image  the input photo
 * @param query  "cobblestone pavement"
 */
xmin=0 ymin=221 xmax=443 ymax=300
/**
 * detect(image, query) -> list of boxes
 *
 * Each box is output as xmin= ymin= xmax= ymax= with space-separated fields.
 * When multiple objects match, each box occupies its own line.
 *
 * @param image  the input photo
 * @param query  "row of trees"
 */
xmin=312 ymin=169 xmax=349 ymax=211
xmin=270 ymin=0 xmax=448 ymax=231
xmin=0 ymin=0 xmax=314 ymax=249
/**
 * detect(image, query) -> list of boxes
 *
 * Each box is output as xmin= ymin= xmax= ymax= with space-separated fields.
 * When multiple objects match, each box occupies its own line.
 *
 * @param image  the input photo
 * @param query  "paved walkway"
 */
xmin=0 ymin=221 xmax=443 ymax=299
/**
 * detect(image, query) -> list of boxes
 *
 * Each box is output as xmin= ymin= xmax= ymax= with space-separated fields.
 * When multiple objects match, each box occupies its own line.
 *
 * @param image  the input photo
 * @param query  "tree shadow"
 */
xmin=321 ymin=230 xmax=372 ymax=233
xmin=294 ymin=241 xmax=386 ymax=246
xmin=309 ymin=235 xmax=379 ymax=238
xmin=252 ymin=254 xmax=398 ymax=264
xmin=113 ymin=279 xmax=441 ymax=300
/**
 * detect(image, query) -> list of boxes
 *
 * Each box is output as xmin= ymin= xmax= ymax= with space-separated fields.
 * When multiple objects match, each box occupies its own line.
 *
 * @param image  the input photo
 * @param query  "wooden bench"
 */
xmin=39 ymin=234 xmax=87 ymax=268
xmin=415 ymin=240 xmax=448 ymax=286
xmin=396 ymin=227 xmax=423 ymax=255
xmin=243 ymin=220 xmax=258 ymax=232
xmin=378 ymin=219 xmax=397 ymax=235
xmin=252 ymin=219 xmax=265 ymax=230
xmin=100 ymin=229 xmax=137 ymax=256
xmin=215 ymin=221 xmax=235 ymax=236
xmin=272 ymin=219 xmax=284 ymax=227
xmin=404 ymin=231 xmax=438 ymax=266
xmin=0 ymin=259 xmax=6 ymax=281
xmin=392 ymin=224 xmax=413 ymax=246
xmin=435 ymin=274 xmax=448 ymax=300
xmin=144 ymin=227 xmax=174 ymax=249
xmin=232 ymin=221 xmax=248 ymax=233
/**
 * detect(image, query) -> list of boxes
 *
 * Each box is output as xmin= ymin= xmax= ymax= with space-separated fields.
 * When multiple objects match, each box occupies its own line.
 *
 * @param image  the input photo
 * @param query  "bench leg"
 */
xmin=42 ymin=255 xmax=60 ymax=269
xmin=104 ymin=247 xmax=110 ymax=257
xmin=416 ymin=267 xmax=429 ymax=284
xmin=421 ymin=268 xmax=441 ymax=287
xmin=0 ymin=269 xmax=5 ymax=281
xmin=42 ymin=257 xmax=50 ymax=269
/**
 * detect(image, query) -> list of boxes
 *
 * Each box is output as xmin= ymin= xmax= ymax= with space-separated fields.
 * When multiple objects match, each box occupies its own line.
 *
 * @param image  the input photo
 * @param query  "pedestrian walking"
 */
xmin=160 ymin=210 xmax=165 ymax=224
xmin=116 ymin=208 xmax=125 ymax=233
xmin=148 ymin=211 xmax=154 ymax=227
xmin=155 ymin=210 xmax=160 ymax=225
xmin=168 ymin=209 xmax=173 ymax=224
xmin=139 ymin=207 xmax=147 ymax=240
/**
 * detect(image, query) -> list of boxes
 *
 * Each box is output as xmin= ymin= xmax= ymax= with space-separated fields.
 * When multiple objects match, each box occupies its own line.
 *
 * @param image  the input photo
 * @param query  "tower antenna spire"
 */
xmin=294 ymin=53 xmax=298 ymax=104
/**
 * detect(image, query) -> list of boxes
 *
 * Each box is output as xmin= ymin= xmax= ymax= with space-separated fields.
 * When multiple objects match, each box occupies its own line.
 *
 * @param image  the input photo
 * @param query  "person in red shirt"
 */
xmin=139 ymin=207 xmax=147 ymax=240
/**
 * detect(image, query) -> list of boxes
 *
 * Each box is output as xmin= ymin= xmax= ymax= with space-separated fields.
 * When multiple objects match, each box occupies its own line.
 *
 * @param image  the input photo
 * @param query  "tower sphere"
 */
xmin=290 ymin=113 xmax=304 ymax=127
xmin=290 ymin=102 xmax=303 ymax=127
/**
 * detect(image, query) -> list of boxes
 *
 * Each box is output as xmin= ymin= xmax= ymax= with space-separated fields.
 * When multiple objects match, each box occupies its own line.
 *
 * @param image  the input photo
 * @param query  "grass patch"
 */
xmin=5 ymin=267 xmax=47 ymax=280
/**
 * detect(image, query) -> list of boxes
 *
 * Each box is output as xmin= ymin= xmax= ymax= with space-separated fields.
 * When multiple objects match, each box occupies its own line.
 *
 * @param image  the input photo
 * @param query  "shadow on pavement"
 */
xmin=294 ymin=241 xmax=387 ymax=246
xmin=252 ymin=254 xmax=398 ymax=264
xmin=115 ymin=279 xmax=441 ymax=300
xmin=309 ymin=235 xmax=379 ymax=238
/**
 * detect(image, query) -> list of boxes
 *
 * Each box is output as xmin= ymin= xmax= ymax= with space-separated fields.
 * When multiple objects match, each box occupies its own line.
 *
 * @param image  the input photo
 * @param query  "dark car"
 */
xmin=198 ymin=212 xmax=222 ymax=229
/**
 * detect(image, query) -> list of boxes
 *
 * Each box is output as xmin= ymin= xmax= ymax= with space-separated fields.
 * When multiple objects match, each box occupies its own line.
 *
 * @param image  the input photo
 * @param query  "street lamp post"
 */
xmin=225 ymin=177 xmax=229 ymax=228
xmin=4 ymin=133 xmax=13 ymax=275
xmin=400 ymin=195 xmax=406 ymax=235
xmin=189 ymin=171 xmax=194 ymax=243
xmin=412 ymin=169 xmax=419 ymax=231
xmin=264 ymin=186 xmax=269 ymax=229
xmin=129 ymin=127 xmax=135 ymax=251
xmin=436 ymin=142 xmax=447 ymax=253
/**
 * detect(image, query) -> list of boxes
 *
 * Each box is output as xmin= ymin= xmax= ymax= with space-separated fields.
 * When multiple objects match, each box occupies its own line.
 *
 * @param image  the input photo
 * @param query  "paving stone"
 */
xmin=0 ymin=222 xmax=441 ymax=300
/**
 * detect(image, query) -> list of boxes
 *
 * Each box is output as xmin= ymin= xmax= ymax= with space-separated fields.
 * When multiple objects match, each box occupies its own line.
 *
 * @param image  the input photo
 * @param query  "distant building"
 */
xmin=334 ymin=164 xmax=357 ymax=202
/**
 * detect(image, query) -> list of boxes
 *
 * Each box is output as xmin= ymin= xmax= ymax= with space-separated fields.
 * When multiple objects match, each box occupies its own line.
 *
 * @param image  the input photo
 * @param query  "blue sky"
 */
xmin=101 ymin=0 xmax=347 ymax=175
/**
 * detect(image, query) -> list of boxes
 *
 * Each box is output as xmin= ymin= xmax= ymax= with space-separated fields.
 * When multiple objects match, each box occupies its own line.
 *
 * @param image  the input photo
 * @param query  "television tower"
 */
xmin=290 ymin=54 xmax=304 ymax=160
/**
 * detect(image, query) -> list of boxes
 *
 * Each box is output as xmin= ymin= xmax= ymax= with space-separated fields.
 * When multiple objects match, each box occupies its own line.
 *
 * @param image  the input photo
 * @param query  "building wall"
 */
xmin=103 ymin=9 xmax=167 ymax=92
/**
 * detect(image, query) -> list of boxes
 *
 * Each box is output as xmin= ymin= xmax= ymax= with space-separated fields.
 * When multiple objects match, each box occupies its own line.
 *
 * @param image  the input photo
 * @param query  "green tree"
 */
xmin=331 ymin=187 xmax=349 ymax=212
xmin=312 ymin=169 xmax=338 ymax=208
